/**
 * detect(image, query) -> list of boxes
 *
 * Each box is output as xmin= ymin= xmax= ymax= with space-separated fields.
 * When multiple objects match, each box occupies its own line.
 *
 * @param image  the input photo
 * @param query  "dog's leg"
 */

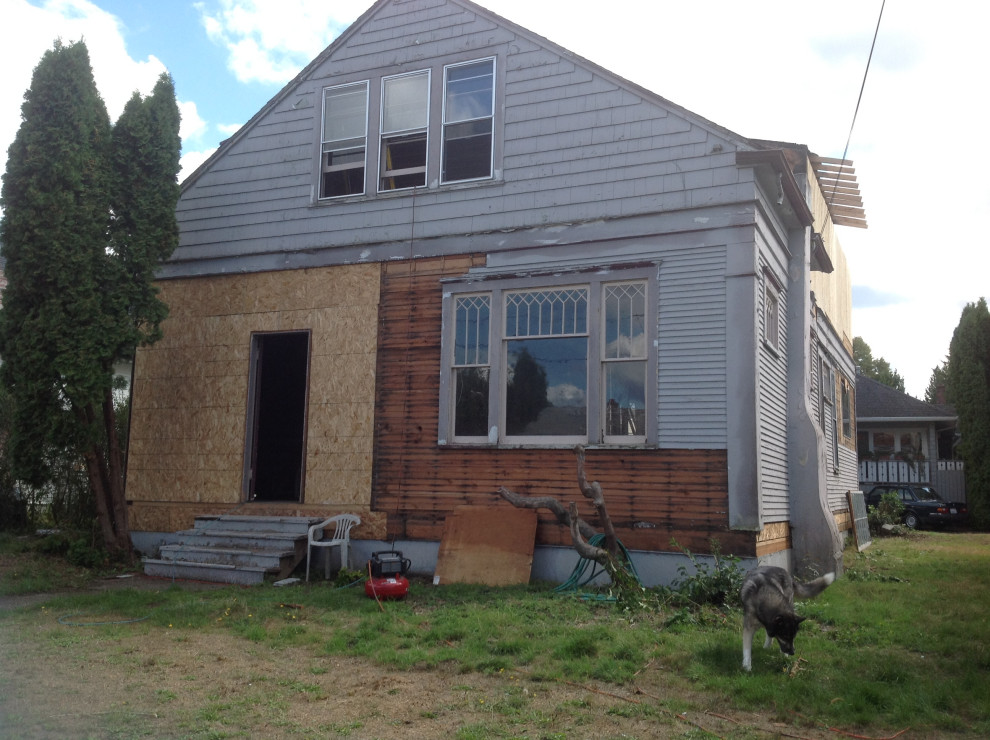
xmin=742 ymin=614 xmax=756 ymax=671
xmin=763 ymin=633 xmax=773 ymax=649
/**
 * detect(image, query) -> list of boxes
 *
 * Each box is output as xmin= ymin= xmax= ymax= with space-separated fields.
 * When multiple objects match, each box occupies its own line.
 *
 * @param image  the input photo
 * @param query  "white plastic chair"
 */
xmin=306 ymin=514 xmax=361 ymax=581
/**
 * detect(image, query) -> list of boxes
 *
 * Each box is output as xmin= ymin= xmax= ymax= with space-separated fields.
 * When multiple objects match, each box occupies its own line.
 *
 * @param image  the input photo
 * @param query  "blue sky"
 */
xmin=2 ymin=0 xmax=988 ymax=398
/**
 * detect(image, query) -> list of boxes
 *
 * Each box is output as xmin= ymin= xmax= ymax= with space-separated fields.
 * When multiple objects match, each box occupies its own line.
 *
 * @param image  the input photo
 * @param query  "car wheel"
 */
xmin=903 ymin=511 xmax=919 ymax=529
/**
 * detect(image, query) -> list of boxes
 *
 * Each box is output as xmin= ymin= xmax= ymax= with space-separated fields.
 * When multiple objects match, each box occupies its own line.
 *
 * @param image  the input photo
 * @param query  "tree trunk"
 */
xmin=78 ymin=399 xmax=133 ymax=563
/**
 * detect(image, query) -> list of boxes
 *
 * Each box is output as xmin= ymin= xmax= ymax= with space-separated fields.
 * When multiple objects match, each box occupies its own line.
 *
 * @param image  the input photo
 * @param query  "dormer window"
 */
xmin=442 ymin=58 xmax=495 ymax=183
xmin=320 ymin=82 xmax=368 ymax=198
xmin=380 ymin=70 xmax=429 ymax=191
xmin=318 ymin=57 xmax=495 ymax=200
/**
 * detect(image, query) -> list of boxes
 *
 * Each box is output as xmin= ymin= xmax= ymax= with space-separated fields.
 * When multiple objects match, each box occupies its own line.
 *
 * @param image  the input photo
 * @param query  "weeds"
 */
xmin=3 ymin=533 xmax=990 ymax=738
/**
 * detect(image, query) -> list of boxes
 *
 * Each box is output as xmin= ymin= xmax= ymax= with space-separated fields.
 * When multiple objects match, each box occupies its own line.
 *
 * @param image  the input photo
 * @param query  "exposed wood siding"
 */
xmin=373 ymin=256 xmax=752 ymax=557
xmin=657 ymin=244 xmax=727 ymax=449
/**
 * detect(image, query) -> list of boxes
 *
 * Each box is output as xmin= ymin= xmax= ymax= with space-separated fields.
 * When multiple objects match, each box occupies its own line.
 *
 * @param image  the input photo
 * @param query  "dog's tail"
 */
xmin=793 ymin=572 xmax=835 ymax=599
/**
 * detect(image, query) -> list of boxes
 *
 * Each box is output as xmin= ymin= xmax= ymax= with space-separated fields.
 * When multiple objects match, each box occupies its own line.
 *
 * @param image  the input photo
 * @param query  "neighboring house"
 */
xmin=124 ymin=0 xmax=866 ymax=583
xmin=856 ymin=374 xmax=964 ymax=503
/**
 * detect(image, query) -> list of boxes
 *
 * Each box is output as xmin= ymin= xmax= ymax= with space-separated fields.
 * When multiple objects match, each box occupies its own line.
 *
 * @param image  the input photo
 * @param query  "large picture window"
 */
xmin=320 ymin=82 xmax=368 ymax=198
xmin=504 ymin=288 xmax=588 ymax=441
xmin=442 ymin=272 xmax=653 ymax=446
xmin=442 ymin=58 xmax=495 ymax=183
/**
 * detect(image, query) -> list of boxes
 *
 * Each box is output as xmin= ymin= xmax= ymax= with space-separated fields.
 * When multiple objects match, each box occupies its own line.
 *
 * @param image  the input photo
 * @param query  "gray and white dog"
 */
xmin=741 ymin=565 xmax=835 ymax=671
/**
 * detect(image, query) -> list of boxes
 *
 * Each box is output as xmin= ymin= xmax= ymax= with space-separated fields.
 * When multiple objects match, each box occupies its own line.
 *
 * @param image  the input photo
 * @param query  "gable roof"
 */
xmin=180 ymin=0 xmax=761 ymax=193
xmin=855 ymin=374 xmax=956 ymax=423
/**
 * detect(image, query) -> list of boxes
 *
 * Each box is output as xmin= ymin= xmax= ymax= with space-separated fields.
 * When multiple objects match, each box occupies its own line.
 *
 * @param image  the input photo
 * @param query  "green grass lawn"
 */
xmin=2 ymin=530 xmax=988 ymax=738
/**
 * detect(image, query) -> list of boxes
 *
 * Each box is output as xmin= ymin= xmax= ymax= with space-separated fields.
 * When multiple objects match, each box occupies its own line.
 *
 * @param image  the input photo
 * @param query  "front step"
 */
xmin=142 ymin=515 xmax=324 ymax=585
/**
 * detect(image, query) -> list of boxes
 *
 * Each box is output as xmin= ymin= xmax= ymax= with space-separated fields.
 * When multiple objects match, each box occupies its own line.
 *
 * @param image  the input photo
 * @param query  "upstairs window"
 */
xmin=380 ymin=70 xmax=429 ymax=191
xmin=321 ymin=82 xmax=368 ymax=198
xmin=442 ymin=58 xmax=495 ymax=183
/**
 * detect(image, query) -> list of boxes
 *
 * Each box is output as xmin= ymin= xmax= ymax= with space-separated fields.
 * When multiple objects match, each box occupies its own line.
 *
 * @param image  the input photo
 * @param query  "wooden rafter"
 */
xmin=810 ymin=154 xmax=867 ymax=229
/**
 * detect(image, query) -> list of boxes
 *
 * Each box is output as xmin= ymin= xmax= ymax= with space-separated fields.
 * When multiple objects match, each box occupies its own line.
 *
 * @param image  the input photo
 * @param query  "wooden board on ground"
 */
xmin=434 ymin=506 xmax=538 ymax=586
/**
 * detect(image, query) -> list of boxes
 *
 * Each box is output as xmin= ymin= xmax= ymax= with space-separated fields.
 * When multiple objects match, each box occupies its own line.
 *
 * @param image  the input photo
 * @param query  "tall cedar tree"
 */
xmin=948 ymin=298 xmax=990 ymax=529
xmin=0 ymin=41 xmax=180 ymax=559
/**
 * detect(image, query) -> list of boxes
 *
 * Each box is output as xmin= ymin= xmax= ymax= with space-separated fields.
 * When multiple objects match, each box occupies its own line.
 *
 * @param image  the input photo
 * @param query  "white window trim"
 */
xmin=439 ymin=267 xmax=656 ymax=448
xmin=441 ymin=57 xmax=496 ymax=185
xmin=319 ymin=81 xmax=369 ymax=200
xmin=378 ymin=69 xmax=430 ymax=193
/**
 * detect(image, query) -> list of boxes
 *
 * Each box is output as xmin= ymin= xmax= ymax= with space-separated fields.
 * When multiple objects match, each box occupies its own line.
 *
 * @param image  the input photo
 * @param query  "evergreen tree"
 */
xmin=0 ymin=41 xmax=180 ymax=559
xmin=924 ymin=359 xmax=950 ymax=405
xmin=947 ymin=298 xmax=990 ymax=529
xmin=853 ymin=336 xmax=906 ymax=392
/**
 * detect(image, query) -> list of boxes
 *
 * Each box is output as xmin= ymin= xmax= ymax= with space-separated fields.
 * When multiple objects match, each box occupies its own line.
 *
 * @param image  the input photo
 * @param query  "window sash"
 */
xmin=601 ymin=282 xmax=647 ymax=442
xmin=382 ymin=71 xmax=429 ymax=134
xmin=442 ymin=58 xmax=495 ymax=183
xmin=380 ymin=71 xmax=429 ymax=191
xmin=321 ymin=82 xmax=368 ymax=198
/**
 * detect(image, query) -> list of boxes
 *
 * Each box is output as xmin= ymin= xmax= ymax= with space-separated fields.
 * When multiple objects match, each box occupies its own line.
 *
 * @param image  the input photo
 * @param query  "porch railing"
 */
xmin=858 ymin=459 xmax=967 ymax=504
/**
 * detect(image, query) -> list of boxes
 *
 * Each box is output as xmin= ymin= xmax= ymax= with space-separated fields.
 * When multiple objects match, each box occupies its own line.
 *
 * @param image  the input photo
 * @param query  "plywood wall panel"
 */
xmin=127 ymin=263 xmax=381 ymax=533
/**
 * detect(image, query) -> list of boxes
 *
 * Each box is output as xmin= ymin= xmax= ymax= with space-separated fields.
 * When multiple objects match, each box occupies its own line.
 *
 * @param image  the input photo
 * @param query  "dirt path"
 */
xmin=0 ymin=581 xmax=845 ymax=739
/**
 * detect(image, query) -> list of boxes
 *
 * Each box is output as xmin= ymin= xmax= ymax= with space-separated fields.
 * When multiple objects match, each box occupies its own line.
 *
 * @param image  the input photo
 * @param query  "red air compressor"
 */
xmin=364 ymin=551 xmax=411 ymax=600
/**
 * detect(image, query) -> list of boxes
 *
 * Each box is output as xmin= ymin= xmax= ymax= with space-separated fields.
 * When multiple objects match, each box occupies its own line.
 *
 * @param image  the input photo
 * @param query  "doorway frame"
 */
xmin=242 ymin=329 xmax=312 ymax=503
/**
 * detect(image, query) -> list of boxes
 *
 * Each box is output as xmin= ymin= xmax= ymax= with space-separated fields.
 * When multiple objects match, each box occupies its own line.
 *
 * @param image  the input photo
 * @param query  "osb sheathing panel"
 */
xmin=127 ymin=264 xmax=381 ymax=530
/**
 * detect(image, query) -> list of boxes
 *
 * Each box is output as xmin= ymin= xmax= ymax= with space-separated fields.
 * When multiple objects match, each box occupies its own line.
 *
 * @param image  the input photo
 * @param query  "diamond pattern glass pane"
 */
xmin=604 ymin=283 xmax=646 ymax=359
xmin=505 ymin=289 xmax=587 ymax=338
xmin=454 ymin=295 xmax=490 ymax=366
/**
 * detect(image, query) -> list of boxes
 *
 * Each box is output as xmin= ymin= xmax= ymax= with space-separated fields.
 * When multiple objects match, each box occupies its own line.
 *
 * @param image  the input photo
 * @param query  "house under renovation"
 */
xmin=126 ymin=0 xmax=866 ymax=585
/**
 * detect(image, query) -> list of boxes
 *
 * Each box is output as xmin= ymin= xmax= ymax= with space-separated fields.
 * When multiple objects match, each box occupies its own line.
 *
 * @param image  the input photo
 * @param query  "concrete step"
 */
xmin=143 ymin=558 xmax=269 ymax=586
xmin=143 ymin=514 xmax=328 ymax=584
xmin=158 ymin=544 xmax=293 ymax=571
xmin=175 ymin=528 xmax=304 ymax=552
xmin=192 ymin=515 xmax=322 ymax=535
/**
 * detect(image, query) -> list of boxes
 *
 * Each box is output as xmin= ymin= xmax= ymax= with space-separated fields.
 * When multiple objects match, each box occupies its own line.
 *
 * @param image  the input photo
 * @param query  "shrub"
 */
xmin=868 ymin=491 xmax=905 ymax=535
xmin=666 ymin=538 xmax=745 ymax=608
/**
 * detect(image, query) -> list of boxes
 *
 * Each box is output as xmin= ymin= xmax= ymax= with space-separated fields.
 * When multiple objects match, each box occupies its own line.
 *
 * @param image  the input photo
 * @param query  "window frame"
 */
xmin=378 ymin=69 xmax=431 ymax=192
xmin=762 ymin=272 xmax=781 ymax=354
xmin=439 ymin=267 xmax=656 ymax=448
xmin=319 ymin=81 xmax=369 ymax=199
xmin=840 ymin=374 xmax=854 ymax=443
xmin=441 ymin=57 xmax=496 ymax=184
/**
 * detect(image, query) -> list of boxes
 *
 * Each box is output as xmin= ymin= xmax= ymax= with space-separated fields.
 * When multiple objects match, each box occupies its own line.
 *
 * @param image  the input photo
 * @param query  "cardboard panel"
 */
xmin=434 ymin=506 xmax=538 ymax=586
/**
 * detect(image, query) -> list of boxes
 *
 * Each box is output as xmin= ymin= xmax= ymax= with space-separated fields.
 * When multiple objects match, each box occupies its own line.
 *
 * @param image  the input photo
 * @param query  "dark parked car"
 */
xmin=864 ymin=484 xmax=968 ymax=529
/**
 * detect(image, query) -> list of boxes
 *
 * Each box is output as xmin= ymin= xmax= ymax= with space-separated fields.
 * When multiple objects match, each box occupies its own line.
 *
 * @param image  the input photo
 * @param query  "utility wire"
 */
xmin=829 ymin=0 xmax=885 ymax=209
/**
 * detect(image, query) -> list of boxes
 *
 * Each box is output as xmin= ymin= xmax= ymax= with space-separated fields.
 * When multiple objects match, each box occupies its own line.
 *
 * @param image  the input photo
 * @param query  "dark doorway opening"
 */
xmin=245 ymin=331 xmax=310 ymax=502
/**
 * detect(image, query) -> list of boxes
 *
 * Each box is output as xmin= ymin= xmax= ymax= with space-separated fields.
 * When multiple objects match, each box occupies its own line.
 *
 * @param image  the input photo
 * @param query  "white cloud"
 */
xmin=217 ymin=122 xmax=243 ymax=137
xmin=196 ymin=0 xmax=362 ymax=84
xmin=1 ymin=0 xmax=176 ymax=197
xmin=178 ymin=100 xmax=208 ymax=144
xmin=179 ymin=148 xmax=217 ymax=183
xmin=547 ymin=384 xmax=585 ymax=408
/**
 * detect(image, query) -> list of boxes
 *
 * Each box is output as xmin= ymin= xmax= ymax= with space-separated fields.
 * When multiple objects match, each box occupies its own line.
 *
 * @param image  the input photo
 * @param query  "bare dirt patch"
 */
xmin=0 ymin=582 xmax=846 ymax=739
